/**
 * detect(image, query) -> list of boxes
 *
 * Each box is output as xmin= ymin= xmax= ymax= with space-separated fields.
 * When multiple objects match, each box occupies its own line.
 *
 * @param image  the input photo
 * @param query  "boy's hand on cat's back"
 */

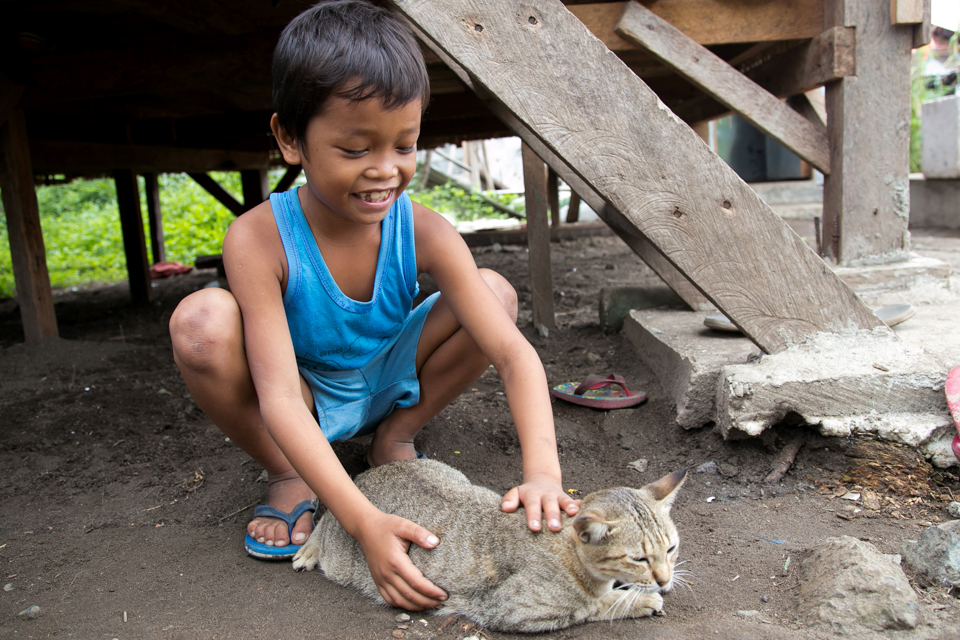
xmin=355 ymin=511 xmax=448 ymax=611
xmin=501 ymin=474 xmax=581 ymax=533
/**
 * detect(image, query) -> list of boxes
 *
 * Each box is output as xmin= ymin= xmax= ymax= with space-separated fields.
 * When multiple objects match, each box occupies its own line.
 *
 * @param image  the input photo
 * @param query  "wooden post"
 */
xmin=521 ymin=142 xmax=555 ymax=334
xmin=113 ymin=169 xmax=152 ymax=305
xmin=547 ymin=167 xmax=560 ymax=227
xmin=566 ymin=191 xmax=581 ymax=223
xmin=823 ymin=0 xmax=913 ymax=265
xmin=240 ymin=168 xmax=269 ymax=212
xmin=272 ymin=166 xmax=302 ymax=194
xmin=143 ymin=173 xmax=165 ymax=264
xmin=0 ymin=107 xmax=58 ymax=343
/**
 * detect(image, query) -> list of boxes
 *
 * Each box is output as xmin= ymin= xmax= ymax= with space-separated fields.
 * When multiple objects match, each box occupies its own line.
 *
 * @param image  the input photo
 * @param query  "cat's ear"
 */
xmin=573 ymin=512 xmax=611 ymax=544
xmin=644 ymin=469 xmax=687 ymax=509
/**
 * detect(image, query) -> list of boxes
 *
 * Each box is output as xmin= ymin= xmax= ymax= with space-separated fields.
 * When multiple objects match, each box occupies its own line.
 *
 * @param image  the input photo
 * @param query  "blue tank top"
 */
xmin=270 ymin=188 xmax=420 ymax=374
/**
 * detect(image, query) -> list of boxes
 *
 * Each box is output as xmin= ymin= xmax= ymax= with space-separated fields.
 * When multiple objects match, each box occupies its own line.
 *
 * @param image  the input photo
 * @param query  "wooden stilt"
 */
xmin=240 ymin=168 xmax=268 ymax=212
xmin=823 ymin=0 xmax=913 ymax=265
xmin=566 ymin=191 xmax=581 ymax=223
xmin=0 ymin=106 xmax=58 ymax=343
xmin=143 ymin=173 xmax=165 ymax=264
xmin=114 ymin=169 xmax=152 ymax=305
xmin=272 ymin=166 xmax=302 ymax=194
xmin=521 ymin=142 xmax=555 ymax=334
xmin=547 ymin=167 xmax=560 ymax=227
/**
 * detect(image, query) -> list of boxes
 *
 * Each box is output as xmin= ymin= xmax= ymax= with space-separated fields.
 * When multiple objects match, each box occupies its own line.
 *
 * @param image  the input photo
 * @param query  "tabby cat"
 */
xmin=292 ymin=459 xmax=686 ymax=633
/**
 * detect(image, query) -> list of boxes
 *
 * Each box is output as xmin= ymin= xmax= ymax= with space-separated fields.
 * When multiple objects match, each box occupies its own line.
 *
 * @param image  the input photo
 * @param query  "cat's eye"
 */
xmin=631 ymin=557 xmax=648 ymax=564
xmin=668 ymin=545 xmax=677 ymax=554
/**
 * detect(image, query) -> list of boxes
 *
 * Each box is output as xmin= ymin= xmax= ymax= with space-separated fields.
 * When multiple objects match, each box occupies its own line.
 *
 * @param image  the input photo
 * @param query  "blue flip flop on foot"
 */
xmin=244 ymin=499 xmax=319 ymax=560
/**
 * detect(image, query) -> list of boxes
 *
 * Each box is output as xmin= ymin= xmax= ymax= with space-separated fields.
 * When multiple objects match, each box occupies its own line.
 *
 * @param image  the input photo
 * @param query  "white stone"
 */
xmin=922 ymin=95 xmax=960 ymax=179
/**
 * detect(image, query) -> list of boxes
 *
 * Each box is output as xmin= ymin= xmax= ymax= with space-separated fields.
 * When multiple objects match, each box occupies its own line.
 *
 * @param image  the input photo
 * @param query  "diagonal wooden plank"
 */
xmin=615 ymin=1 xmax=831 ymax=174
xmin=406 ymin=19 xmax=711 ymax=310
xmin=188 ymin=172 xmax=245 ymax=216
xmin=393 ymin=0 xmax=886 ymax=353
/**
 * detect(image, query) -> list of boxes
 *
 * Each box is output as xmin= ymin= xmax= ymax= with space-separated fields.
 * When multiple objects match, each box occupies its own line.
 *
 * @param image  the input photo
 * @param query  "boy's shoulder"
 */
xmin=223 ymin=198 xmax=283 ymax=263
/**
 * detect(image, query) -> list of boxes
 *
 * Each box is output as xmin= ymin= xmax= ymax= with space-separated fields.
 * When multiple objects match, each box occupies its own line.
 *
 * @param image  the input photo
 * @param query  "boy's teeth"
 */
xmin=358 ymin=190 xmax=390 ymax=203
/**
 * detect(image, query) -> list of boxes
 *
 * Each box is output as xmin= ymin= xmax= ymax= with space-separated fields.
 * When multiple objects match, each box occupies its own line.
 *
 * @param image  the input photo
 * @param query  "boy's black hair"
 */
xmin=273 ymin=0 xmax=430 ymax=143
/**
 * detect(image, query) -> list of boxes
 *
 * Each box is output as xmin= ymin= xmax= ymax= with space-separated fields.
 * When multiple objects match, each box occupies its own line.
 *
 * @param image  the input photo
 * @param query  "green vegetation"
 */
xmin=0 ymin=168 xmax=517 ymax=299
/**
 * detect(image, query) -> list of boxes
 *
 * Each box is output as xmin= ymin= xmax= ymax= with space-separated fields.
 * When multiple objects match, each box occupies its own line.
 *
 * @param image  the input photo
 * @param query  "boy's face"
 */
xmin=274 ymin=95 xmax=421 ymax=227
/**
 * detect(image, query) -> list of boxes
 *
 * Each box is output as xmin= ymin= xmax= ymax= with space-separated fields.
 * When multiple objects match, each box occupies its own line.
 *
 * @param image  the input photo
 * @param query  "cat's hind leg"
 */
xmin=590 ymin=587 xmax=663 ymax=623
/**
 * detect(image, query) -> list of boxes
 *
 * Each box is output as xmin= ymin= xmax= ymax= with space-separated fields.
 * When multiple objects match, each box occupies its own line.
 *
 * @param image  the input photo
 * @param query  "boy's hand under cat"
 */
xmin=501 ymin=474 xmax=580 ymax=532
xmin=355 ymin=511 xmax=448 ymax=611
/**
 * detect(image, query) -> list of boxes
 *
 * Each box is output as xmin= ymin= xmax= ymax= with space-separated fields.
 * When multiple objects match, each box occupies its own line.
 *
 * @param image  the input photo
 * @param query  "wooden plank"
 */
xmin=0 ymin=107 xmax=58 ymax=343
xmin=746 ymin=26 xmax=856 ymax=98
xmin=395 ymin=0 xmax=885 ymax=353
xmin=823 ymin=0 xmax=912 ymax=265
xmin=29 ymin=140 xmax=270 ymax=174
xmin=912 ymin=0 xmax=931 ymax=48
xmin=188 ymin=172 xmax=245 ymax=216
xmin=521 ymin=142 xmax=556 ymax=334
xmin=547 ymin=167 xmax=560 ymax=227
xmin=616 ymin=1 xmax=831 ymax=174
xmin=143 ymin=173 xmax=166 ymax=264
xmin=272 ymin=166 xmax=302 ymax=193
xmin=788 ymin=93 xmax=827 ymax=138
xmin=568 ymin=1 xmax=823 ymax=49
xmin=566 ymin=190 xmax=581 ymax=223
xmin=113 ymin=169 xmax=153 ymax=305
xmin=241 ymin=169 xmax=269 ymax=212
xmin=406 ymin=19 xmax=711 ymax=311
xmin=891 ymin=0 xmax=924 ymax=24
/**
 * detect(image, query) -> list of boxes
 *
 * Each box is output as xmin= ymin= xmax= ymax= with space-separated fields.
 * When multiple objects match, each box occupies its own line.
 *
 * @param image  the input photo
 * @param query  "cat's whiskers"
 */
xmin=604 ymin=582 xmax=655 ymax=622
xmin=671 ymin=568 xmax=696 ymax=594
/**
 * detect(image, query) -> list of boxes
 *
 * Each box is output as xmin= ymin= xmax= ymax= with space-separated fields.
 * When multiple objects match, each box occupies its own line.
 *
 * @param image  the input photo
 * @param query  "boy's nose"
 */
xmin=364 ymin=157 xmax=400 ymax=180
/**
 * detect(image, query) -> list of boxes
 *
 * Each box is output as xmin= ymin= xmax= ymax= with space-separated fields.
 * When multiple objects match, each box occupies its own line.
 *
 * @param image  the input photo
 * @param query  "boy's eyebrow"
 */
xmin=339 ymin=125 xmax=420 ymax=137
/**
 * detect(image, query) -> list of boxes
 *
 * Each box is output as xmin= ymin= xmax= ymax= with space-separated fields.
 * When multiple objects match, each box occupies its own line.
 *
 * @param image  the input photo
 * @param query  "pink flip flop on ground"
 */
xmin=551 ymin=374 xmax=647 ymax=409
xmin=946 ymin=366 xmax=960 ymax=463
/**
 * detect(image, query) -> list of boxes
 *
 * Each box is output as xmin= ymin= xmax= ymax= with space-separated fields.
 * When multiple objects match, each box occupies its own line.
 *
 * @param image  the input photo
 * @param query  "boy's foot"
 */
xmin=247 ymin=472 xmax=317 ymax=548
xmin=365 ymin=433 xmax=422 ymax=468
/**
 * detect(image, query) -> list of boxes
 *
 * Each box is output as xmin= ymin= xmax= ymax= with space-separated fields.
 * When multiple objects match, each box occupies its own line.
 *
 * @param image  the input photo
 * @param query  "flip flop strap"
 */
xmin=252 ymin=499 xmax=319 ymax=529
xmin=574 ymin=374 xmax=630 ymax=396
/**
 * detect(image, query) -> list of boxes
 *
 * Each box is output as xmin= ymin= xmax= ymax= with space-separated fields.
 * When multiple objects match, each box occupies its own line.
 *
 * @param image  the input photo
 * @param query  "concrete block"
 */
xmin=832 ymin=253 xmax=951 ymax=296
xmin=922 ymin=94 xmax=960 ymax=179
xmin=599 ymin=285 xmax=688 ymax=333
xmin=623 ymin=309 xmax=756 ymax=429
xmin=909 ymin=175 xmax=960 ymax=228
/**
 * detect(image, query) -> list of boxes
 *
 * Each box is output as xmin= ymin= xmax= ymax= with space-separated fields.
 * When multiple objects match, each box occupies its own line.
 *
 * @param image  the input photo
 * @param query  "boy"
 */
xmin=169 ymin=0 xmax=578 ymax=612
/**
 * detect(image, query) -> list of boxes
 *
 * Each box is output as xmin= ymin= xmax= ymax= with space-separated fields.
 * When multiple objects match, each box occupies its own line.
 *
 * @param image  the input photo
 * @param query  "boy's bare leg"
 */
xmin=170 ymin=288 xmax=317 ymax=548
xmin=367 ymin=269 xmax=519 ymax=466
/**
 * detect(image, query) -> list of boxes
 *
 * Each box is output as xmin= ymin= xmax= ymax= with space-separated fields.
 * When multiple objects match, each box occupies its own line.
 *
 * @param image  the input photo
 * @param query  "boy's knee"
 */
xmin=170 ymin=289 xmax=242 ymax=371
xmin=479 ymin=269 xmax=518 ymax=322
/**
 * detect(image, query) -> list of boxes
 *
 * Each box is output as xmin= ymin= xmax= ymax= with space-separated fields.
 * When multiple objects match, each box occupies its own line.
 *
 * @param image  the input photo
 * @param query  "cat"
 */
xmin=292 ymin=458 xmax=687 ymax=633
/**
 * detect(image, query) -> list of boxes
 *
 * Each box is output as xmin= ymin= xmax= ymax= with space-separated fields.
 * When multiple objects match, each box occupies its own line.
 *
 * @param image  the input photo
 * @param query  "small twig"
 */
xmin=68 ymin=364 xmax=76 ymax=390
xmin=219 ymin=501 xmax=258 ymax=523
xmin=764 ymin=437 xmax=804 ymax=484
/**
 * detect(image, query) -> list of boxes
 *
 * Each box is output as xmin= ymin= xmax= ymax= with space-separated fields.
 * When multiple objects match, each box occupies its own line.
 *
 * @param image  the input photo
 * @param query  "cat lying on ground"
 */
xmin=292 ymin=458 xmax=687 ymax=633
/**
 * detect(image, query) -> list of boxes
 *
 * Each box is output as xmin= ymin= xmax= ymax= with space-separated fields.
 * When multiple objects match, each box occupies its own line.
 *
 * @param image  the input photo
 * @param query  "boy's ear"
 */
xmin=270 ymin=113 xmax=303 ymax=166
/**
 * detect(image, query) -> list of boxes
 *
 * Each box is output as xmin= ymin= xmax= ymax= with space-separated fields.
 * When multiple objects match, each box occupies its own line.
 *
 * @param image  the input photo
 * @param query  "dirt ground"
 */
xmin=2 ymin=231 xmax=959 ymax=640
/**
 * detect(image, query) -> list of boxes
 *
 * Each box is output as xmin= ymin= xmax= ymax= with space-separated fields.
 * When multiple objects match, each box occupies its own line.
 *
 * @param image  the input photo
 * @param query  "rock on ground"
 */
xmin=797 ymin=536 xmax=920 ymax=634
xmin=901 ymin=520 xmax=960 ymax=587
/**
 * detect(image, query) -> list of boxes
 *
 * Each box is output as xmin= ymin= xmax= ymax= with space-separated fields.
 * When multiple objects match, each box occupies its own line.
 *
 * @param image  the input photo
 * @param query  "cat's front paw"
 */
xmin=633 ymin=591 xmax=663 ymax=617
xmin=291 ymin=534 xmax=321 ymax=571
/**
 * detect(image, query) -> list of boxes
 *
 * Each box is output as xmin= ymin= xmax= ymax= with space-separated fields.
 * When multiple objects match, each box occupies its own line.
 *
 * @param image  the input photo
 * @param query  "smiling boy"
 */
xmin=169 ymin=0 xmax=578 ymax=611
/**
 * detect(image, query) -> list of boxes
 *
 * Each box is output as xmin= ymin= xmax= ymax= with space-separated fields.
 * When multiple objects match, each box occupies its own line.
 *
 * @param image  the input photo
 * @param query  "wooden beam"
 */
xmin=891 ymin=0 xmax=924 ymax=24
xmin=29 ymin=140 xmax=270 ymax=175
xmin=547 ymin=167 xmax=560 ymax=227
xmin=0 ymin=107 xmax=58 ymax=343
xmin=566 ymin=190 xmax=581 ymax=223
xmin=823 ymin=0 xmax=913 ymax=265
xmin=521 ymin=142 xmax=556 ymax=334
xmin=0 ymin=74 xmax=26 ymax=130
xmin=272 ymin=166 xmax=302 ymax=194
xmin=113 ymin=0 xmax=253 ymax=36
xmin=188 ymin=173 xmax=245 ymax=216
xmin=616 ymin=1 xmax=831 ymax=173
xmin=113 ymin=169 xmax=152 ymax=305
xmin=405 ymin=18 xmax=711 ymax=311
xmin=567 ymin=1 xmax=824 ymax=50
xmin=241 ymin=168 xmax=269 ymax=212
xmin=912 ymin=0 xmax=931 ymax=48
xmin=395 ymin=0 xmax=885 ymax=353
xmin=143 ymin=173 xmax=165 ymax=264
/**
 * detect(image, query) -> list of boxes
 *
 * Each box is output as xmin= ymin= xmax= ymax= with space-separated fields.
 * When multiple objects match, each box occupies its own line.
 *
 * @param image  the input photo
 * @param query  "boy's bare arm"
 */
xmin=412 ymin=203 xmax=579 ymax=531
xmin=222 ymin=208 xmax=446 ymax=610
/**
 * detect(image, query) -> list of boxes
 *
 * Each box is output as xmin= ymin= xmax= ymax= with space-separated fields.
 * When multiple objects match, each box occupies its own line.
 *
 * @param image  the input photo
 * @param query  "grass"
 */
xmin=0 ymin=170 xmax=516 ymax=299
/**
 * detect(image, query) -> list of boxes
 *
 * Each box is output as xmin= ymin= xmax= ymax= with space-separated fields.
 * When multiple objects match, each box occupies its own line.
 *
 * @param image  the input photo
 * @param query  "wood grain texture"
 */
xmin=404 ymin=18 xmax=711 ymax=311
xmin=395 ymin=0 xmax=886 ymax=352
xmin=568 ymin=0 xmax=823 ymax=49
xmin=0 ymin=108 xmax=58 ymax=343
xmin=521 ymin=143 xmax=556 ymax=332
xmin=890 ymin=0 xmax=923 ymax=24
xmin=114 ymin=169 xmax=153 ymax=306
xmin=823 ymin=0 xmax=912 ymax=265
xmin=29 ymin=140 xmax=270 ymax=174
xmin=616 ymin=1 xmax=831 ymax=173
